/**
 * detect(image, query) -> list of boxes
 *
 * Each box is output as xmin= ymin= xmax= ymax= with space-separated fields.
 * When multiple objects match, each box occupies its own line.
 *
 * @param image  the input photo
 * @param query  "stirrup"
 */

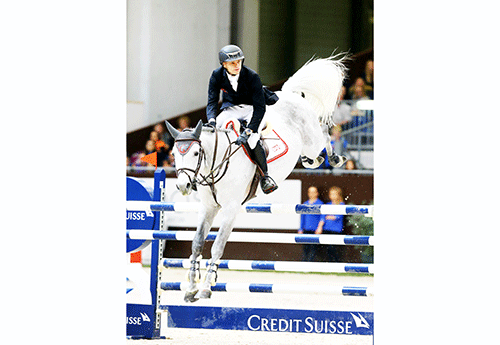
xmin=261 ymin=175 xmax=278 ymax=194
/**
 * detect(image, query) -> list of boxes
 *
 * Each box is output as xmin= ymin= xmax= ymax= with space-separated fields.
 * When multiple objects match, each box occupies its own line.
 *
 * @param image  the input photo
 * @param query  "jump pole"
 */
xmin=126 ymin=168 xmax=374 ymax=338
xmin=127 ymin=201 xmax=374 ymax=217
xmin=161 ymin=258 xmax=374 ymax=274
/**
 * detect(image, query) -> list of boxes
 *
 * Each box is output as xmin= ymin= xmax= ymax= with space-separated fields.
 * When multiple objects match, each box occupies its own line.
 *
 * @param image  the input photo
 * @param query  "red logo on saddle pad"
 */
xmin=225 ymin=120 xmax=288 ymax=163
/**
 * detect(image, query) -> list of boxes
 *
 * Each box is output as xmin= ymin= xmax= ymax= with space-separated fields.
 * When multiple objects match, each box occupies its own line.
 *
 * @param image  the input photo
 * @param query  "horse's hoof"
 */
xmin=184 ymin=290 xmax=199 ymax=303
xmin=195 ymin=289 xmax=212 ymax=299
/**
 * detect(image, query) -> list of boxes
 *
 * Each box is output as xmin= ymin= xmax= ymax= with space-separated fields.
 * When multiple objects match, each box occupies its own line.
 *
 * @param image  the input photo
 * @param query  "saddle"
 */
xmin=222 ymin=118 xmax=288 ymax=203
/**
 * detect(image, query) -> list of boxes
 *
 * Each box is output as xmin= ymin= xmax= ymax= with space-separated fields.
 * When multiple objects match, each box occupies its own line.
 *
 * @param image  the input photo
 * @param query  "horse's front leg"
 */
xmin=196 ymin=205 xmax=239 ymax=299
xmin=322 ymin=124 xmax=347 ymax=168
xmin=322 ymin=124 xmax=334 ymax=158
xmin=184 ymin=205 xmax=219 ymax=303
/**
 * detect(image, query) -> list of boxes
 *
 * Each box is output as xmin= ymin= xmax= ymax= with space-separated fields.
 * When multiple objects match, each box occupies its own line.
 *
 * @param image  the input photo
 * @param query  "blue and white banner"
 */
xmin=161 ymin=305 xmax=373 ymax=335
xmin=126 ymin=304 xmax=159 ymax=338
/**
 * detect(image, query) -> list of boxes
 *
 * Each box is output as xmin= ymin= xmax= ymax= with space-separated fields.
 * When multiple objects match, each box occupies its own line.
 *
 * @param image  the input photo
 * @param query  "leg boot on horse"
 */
xmin=184 ymin=254 xmax=202 ymax=302
xmin=328 ymin=152 xmax=347 ymax=168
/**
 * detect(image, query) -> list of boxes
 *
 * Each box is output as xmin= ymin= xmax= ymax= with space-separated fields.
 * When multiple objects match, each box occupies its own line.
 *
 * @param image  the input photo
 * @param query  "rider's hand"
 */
xmin=203 ymin=118 xmax=216 ymax=132
xmin=235 ymin=128 xmax=252 ymax=146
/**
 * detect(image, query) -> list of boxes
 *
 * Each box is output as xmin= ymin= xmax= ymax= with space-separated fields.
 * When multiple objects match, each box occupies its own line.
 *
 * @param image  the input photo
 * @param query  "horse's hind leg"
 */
xmin=184 ymin=206 xmax=218 ymax=303
xmin=196 ymin=207 xmax=239 ymax=299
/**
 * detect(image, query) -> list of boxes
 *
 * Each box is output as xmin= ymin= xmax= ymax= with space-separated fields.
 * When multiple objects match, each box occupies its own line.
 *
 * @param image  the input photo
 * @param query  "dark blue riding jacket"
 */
xmin=206 ymin=65 xmax=270 ymax=133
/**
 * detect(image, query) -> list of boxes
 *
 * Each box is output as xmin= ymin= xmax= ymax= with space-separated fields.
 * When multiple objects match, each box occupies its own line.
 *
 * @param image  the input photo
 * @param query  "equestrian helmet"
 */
xmin=218 ymin=45 xmax=245 ymax=65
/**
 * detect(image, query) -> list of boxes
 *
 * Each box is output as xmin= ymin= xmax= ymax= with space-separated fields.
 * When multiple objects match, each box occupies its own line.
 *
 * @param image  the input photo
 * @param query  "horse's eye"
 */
xmin=194 ymin=151 xmax=199 ymax=156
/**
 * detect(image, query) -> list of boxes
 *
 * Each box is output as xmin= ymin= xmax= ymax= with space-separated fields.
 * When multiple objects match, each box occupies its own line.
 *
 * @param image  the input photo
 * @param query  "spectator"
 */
xmin=316 ymin=186 xmax=345 ymax=262
xmin=177 ymin=115 xmax=191 ymax=131
xmin=164 ymin=150 xmax=175 ymax=168
xmin=349 ymin=77 xmax=372 ymax=101
xmin=149 ymin=130 xmax=160 ymax=143
xmin=130 ymin=140 xmax=156 ymax=167
xmin=361 ymin=60 xmax=374 ymax=97
xmin=349 ymin=79 xmax=371 ymax=122
xmin=298 ymin=186 xmax=323 ymax=262
xmin=332 ymin=86 xmax=352 ymax=126
xmin=345 ymin=159 xmax=357 ymax=170
xmin=148 ymin=130 xmax=169 ymax=167
xmin=154 ymin=123 xmax=173 ymax=152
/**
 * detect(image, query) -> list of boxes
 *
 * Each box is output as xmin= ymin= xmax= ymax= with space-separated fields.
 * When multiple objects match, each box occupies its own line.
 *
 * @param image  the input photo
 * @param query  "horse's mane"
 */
xmin=281 ymin=53 xmax=348 ymax=127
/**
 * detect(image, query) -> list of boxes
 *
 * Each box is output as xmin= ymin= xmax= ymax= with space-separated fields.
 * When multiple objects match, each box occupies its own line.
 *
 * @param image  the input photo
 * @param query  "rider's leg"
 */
xmin=250 ymin=141 xmax=278 ymax=194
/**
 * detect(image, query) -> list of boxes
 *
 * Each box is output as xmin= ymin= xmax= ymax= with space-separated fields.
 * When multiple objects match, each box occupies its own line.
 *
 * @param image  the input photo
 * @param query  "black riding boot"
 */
xmin=251 ymin=142 xmax=278 ymax=194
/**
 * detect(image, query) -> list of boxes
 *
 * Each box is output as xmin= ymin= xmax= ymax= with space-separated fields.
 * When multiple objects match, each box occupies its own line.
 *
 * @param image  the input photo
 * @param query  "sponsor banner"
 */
xmin=126 ymin=304 xmax=158 ymax=338
xmin=162 ymin=305 xmax=373 ymax=335
xmin=126 ymin=177 xmax=155 ymax=252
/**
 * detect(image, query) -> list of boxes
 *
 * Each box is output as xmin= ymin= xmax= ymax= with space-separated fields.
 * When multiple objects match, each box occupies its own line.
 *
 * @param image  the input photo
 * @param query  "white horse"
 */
xmin=165 ymin=56 xmax=347 ymax=302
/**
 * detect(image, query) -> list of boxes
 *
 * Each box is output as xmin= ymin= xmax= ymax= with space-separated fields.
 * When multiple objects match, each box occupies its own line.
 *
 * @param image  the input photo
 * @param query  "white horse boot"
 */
xmin=184 ymin=254 xmax=202 ymax=303
xmin=328 ymin=153 xmax=347 ymax=168
xmin=196 ymin=260 xmax=220 ymax=299
xmin=301 ymin=155 xmax=324 ymax=168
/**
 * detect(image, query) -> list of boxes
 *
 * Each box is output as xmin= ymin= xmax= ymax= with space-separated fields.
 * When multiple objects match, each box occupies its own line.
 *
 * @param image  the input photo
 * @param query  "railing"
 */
xmin=340 ymin=100 xmax=373 ymax=149
xmin=337 ymin=100 xmax=374 ymax=169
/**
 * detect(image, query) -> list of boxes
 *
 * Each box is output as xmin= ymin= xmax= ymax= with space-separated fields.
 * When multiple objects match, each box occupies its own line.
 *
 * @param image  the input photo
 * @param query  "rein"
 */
xmin=175 ymin=129 xmax=241 ymax=206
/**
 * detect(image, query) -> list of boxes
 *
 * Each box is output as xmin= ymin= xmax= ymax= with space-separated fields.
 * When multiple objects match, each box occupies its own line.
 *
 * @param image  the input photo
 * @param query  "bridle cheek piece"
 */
xmin=174 ymin=139 xmax=205 ymax=191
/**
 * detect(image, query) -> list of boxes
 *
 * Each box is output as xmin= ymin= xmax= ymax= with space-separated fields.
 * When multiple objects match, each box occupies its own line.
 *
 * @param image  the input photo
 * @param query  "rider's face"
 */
xmin=223 ymin=59 xmax=242 ymax=76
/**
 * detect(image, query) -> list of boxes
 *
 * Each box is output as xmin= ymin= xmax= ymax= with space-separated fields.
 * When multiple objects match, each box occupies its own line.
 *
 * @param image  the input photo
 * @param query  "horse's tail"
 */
xmin=281 ymin=53 xmax=348 ymax=127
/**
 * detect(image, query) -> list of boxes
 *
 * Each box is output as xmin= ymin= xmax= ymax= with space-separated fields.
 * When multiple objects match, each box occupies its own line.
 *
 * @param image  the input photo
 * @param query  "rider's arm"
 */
xmin=247 ymin=73 xmax=266 ymax=133
xmin=206 ymin=70 xmax=221 ymax=122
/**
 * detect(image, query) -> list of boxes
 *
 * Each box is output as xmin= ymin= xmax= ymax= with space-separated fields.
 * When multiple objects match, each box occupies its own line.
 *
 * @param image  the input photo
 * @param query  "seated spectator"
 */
xmin=148 ymin=130 xmax=169 ymax=167
xmin=149 ymin=130 xmax=160 ymax=143
xmin=349 ymin=77 xmax=373 ymax=101
xmin=164 ymin=151 xmax=175 ymax=168
xmin=177 ymin=115 xmax=191 ymax=131
xmin=349 ymin=80 xmax=371 ymax=121
xmin=154 ymin=123 xmax=173 ymax=151
xmin=361 ymin=60 xmax=374 ymax=96
xmin=345 ymin=159 xmax=357 ymax=170
xmin=130 ymin=140 xmax=156 ymax=167
xmin=332 ymin=86 xmax=352 ymax=126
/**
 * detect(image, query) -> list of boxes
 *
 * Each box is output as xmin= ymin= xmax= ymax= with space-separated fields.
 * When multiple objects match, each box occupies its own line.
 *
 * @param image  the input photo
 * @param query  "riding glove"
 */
xmin=235 ymin=128 xmax=252 ymax=146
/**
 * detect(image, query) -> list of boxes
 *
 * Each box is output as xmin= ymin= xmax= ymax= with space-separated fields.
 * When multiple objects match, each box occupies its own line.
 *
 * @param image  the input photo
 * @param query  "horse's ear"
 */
xmin=193 ymin=120 xmax=203 ymax=139
xmin=165 ymin=121 xmax=180 ymax=140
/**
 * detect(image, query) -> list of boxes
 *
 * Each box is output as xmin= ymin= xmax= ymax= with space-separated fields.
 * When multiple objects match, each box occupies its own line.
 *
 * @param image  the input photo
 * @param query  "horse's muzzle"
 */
xmin=176 ymin=182 xmax=192 ymax=196
xmin=176 ymin=173 xmax=195 ymax=196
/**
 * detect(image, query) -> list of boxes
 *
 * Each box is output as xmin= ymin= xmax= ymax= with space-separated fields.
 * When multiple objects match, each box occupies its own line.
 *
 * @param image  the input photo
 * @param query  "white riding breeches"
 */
xmin=215 ymin=104 xmax=263 ymax=149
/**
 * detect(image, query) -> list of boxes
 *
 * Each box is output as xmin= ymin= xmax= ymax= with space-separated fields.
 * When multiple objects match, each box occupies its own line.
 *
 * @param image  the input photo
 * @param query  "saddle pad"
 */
xmin=262 ymin=129 xmax=288 ymax=163
xmin=223 ymin=119 xmax=288 ymax=163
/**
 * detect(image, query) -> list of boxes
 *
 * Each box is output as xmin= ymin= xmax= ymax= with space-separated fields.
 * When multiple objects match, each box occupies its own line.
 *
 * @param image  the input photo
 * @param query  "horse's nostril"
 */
xmin=176 ymin=185 xmax=180 ymax=190
xmin=186 ymin=183 xmax=191 ymax=190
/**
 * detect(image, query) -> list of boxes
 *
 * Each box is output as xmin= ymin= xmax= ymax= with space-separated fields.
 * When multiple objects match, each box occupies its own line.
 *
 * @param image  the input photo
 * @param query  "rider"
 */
xmin=206 ymin=44 xmax=278 ymax=194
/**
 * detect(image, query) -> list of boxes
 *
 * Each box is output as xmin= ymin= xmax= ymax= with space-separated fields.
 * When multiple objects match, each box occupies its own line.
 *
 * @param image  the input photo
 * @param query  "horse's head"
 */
xmin=165 ymin=120 xmax=204 ymax=196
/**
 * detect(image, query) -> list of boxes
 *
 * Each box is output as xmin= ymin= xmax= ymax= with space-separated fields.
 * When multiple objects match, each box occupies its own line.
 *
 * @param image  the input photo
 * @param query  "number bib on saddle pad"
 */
xmin=260 ymin=129 xmax=288 ymax=163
